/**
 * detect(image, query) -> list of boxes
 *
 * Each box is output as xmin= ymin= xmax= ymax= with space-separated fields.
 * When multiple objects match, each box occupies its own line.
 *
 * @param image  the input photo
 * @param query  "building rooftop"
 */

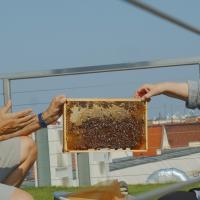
xmin=110 ymin=147 xmax=200 ymax=171
xmin=165 ymin=123 xmax=200 ymax=148
xmin=134 ymin=125 xmax=163 ymax=157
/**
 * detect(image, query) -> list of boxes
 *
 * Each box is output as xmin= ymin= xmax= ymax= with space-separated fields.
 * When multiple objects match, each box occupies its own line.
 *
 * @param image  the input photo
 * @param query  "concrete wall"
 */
xmin=88 ymin=152 xmax=110 ymax=185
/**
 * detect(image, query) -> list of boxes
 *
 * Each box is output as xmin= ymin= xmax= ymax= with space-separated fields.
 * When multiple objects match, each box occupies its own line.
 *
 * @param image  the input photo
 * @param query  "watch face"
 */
xmin=63 ymin=98 xmax=147 ymax=152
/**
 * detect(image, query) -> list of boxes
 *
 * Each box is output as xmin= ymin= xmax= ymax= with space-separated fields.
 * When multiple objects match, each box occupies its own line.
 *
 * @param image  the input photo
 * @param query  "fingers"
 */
xmin=0 ymin=114 xmax=35 ymax=133
xmin=0 ymin=114 xmax=37 ymax=138
xmin=17 ymin=113 xmax=36 ymax=123
xmin=0 ymin=124 xmax=33 ymax=140
xmin=14 ymin=124 xmax=35 ymax=137
xmin=42 ymin=95 xmax=66 ymax=125
xmin=58 ymin=95 xmax=67 ymax=103
xmin=134 ymin=84 xmax=151 ymax=99
xmin=142 ymin=91 xmax=153 ymax=100
xmin=49 ymin=95 xmax=66 ymax=113
xmin=134 ymin=83 xmax=164 ymax=102
xmin=52 ymin=95 xmax=66 ymax=107
xmin=11 ymin=109 xmax=33 ymax=119
xmin=134 ymin=84 xmax=158 ymax=103
xmin=17 ymin=117 xmax=36 ymax=129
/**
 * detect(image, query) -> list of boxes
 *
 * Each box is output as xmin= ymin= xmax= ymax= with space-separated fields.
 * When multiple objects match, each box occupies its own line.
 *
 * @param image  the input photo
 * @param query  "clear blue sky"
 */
xmin=0 ymin=0 xmax=200 ymax=118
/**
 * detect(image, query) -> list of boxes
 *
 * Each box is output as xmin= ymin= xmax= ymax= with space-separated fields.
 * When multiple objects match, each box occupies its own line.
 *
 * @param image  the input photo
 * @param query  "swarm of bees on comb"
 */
xmin=63 ymin=99 xmax=147 ymax=152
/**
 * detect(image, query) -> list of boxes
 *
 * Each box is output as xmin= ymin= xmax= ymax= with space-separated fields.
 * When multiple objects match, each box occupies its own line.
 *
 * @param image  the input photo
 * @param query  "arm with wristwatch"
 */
xmin=0 ymin=95 xmax=66 ymax=141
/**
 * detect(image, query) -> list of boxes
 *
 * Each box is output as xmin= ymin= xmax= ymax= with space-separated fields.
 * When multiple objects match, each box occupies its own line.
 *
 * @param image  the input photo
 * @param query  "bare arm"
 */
xmin=0 ymin=95 xmax=66 ymax=141
xmin=0 ymin=100 xmax=35 ymax=135
xmin=134 ymin=82 xmax=188 ymax=101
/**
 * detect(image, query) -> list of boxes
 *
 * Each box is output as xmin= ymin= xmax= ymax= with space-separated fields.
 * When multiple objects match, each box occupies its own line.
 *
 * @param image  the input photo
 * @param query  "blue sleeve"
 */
xmin=186 ymin=80 xmax=200 ymax=109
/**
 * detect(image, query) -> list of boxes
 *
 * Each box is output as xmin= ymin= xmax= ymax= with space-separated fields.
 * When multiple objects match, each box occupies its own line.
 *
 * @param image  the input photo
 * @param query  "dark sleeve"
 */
xmin=186 ymin=81 xmax=200 ymax=109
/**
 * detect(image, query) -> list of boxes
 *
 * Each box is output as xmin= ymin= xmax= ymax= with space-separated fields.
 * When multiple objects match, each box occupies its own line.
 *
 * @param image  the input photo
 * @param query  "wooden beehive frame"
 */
xmin=63 ymin=98 xmax=148 ymax=152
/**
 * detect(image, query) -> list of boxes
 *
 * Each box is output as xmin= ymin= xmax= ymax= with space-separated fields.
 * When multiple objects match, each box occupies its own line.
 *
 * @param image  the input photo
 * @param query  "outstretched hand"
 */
xmin=0 ymin=96 xmax=66 ymax=140
xmin=42 ymin=95 xmax=66 ymax=125
xmin=134 ymin=84 xmax=164 ymax=101
xmin=0 ymin=100 xmax=35 ymax=135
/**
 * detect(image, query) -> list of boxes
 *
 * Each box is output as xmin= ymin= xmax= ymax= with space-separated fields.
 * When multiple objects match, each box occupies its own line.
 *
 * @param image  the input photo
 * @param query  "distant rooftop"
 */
xmin=110 ymin=147 xmax=200 ymax=171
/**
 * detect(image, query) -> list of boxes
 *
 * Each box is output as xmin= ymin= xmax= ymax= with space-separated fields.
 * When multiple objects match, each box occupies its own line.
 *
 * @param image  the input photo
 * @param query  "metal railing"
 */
xmin=1 ymin=56 xmax=200 ymax=200
xmin=1 ymin=56 xmax=200 ymax=104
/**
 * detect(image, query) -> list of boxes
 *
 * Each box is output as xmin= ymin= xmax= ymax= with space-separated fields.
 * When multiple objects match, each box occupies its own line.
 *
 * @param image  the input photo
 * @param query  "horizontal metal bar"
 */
xmin=125 ymin=0 xmax=200 ymax=36
xmin=0 ymin=57 xmax=200 ymax=80
xmin=130 ymin=176 xmax=200 ymax=200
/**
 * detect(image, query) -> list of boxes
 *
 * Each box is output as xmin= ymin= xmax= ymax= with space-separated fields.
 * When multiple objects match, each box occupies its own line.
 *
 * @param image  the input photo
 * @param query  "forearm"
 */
xmin=161 ymin=82 xmax=189 ymax=101
xmin=0 ymin=115 xmax=41 ymax=141
xmin=0 ymin=108 xmax=62 ymax=141
xmin=0 ymin=95 xmax=65 ymax=141
xmin=158 ymin=81 xmax=200 ymax=109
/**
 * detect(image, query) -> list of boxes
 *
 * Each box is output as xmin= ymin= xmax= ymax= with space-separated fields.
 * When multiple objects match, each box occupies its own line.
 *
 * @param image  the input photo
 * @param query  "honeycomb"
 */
xmin=63 ymin=98 xmax=147 ymax=152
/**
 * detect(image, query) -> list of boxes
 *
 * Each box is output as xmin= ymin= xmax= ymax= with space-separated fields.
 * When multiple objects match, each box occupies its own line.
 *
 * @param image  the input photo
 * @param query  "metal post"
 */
xmin=77 ymin=153 xmax=91 ymax=186
xmin=125 ymin=0 xmax=200 ymax=36
xmin=32 ymin=133 xmax=39 ymax=187
xmin=199 ymin=64 xmax=200 ymax=80
xmin=3 ymin=79 xmax=11 ymax=104
xmin=35 ymin=128 xmax=51 ymax=186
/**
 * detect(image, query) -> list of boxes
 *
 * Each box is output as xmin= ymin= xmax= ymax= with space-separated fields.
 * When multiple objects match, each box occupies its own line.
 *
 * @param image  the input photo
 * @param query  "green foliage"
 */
xmin=128 ymin=183 xmax=173 ymax=195
xmin=25 ymin=186 xmax=80 ymax=200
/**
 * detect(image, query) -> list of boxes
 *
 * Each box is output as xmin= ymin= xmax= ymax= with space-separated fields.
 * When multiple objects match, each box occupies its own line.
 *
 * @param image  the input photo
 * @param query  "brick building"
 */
xmin=134 ymin=122 xmax=200 ymax=157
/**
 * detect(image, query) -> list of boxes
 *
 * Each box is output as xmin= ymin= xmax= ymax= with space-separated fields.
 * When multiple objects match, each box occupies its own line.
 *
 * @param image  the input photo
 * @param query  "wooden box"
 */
xmin=63 ymin=98 xmax=148 ymax=152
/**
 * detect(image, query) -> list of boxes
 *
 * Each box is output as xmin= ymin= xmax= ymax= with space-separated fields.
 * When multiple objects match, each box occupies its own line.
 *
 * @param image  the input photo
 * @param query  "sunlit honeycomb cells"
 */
xmin=63 ymin=99 xmax=147 ymax=152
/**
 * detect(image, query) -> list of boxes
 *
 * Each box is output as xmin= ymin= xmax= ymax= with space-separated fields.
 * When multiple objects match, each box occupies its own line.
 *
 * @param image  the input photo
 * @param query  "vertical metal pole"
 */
xmin=32 ymin=133 xmax=39 ymax=187
xmin=77 ymin=153 xmax=91 ymax=186
xmin=199 ymin=64 xmax=200 ymax=80
xmin=3 ymin=79 xmax=11 ymax=104
xmin=35 ymin=128 xmax=51 ymax=186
